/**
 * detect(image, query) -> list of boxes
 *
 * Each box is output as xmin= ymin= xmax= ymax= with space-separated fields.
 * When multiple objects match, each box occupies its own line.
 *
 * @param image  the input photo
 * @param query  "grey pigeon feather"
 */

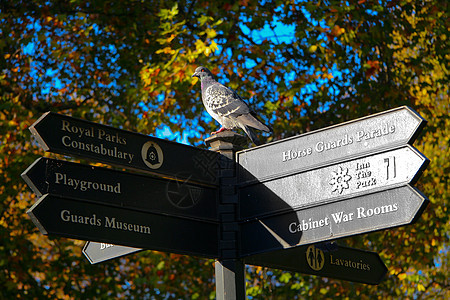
xmin=192 ymin=66 xmax=271 ymax=145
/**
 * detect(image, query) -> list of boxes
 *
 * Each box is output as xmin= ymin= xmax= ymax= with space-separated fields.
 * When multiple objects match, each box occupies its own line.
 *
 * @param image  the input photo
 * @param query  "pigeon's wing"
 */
xmin=205 ymin=83 xmax=250 ymax=117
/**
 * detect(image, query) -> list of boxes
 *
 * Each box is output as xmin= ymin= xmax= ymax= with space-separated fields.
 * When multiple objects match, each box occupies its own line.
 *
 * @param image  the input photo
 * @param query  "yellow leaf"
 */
xmin=210 ymin=40 xmax=219 ymax=52
xmin=398 ymin=273 xmax=407 ymax=280
xmin=205 ymin=28 xmax=217 ymax=39
xmin=309 ymin=45 xmax=318 ymax=53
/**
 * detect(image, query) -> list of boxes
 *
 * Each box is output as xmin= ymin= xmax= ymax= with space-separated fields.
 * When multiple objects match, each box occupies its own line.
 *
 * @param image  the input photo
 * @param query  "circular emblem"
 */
xmin=141 ymin=141 xmax=163 ymax=169
xmin=166 ymin=173 xmax=203 ymax=209
xmin=306 ymin=245 xmax=325 ymax=271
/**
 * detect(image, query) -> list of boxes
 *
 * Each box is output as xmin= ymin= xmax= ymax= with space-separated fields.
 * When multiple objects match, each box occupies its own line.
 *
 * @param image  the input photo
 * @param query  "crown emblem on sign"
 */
xmin=146 ymin=143 xmax=160 ymax=165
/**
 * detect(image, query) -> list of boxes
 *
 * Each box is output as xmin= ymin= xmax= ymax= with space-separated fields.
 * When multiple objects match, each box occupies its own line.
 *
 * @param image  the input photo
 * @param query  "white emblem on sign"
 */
xmin=329 ymin=166 xmax=352 ymax=194
xmin=141 ymin=141 xmax=164 ymax=169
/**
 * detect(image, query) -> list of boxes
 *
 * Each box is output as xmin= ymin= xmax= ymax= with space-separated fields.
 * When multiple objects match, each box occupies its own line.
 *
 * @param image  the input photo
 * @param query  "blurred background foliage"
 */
xmin=0 ymin=0 xmax=448 ymax=298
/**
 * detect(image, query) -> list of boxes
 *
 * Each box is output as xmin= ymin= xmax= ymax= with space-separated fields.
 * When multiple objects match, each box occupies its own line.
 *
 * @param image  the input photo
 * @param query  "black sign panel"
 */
xmin=27 ymin=194 xmax=219 ymax=258
xmin=22 ymin=157 xmax=218 ymax=221
xmin=29 ymin=112 xmax=219 ymax=186
xmin=245 ymin=243 xmax=387 ymax=285
xmin=240 ymin=185 xmax=428 ymax=256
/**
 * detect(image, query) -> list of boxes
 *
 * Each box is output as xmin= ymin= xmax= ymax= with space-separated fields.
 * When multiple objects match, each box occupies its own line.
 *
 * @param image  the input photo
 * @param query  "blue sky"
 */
xmin=21 ymin=10 xmax=345 ymax=146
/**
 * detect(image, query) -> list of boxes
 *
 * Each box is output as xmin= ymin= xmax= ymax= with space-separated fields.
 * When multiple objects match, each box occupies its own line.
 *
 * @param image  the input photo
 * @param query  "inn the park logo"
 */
xmin=306 ymin=245 xmax=325 ymax=271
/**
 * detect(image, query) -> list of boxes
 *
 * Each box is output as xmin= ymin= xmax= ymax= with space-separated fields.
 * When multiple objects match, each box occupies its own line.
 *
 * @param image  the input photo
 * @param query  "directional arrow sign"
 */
xmin=83 ymin=241 xmax=142 ymax=264
xmin=29 ymin=112 xmax=219 ymax=186
xmin=27 ymin=194 xmax=219 ymax=258
xmin=245 ymin=244 xmax=388 ymax=285
xmin=240 ymin=145 xmax=428 ymax=219
xmin=240 ymin=185 xmax=428 ymax=256
xmin=237 ymin=106 xmax=426 ymax=185
xmin=22 ymin=157 xmax=218 ymax=221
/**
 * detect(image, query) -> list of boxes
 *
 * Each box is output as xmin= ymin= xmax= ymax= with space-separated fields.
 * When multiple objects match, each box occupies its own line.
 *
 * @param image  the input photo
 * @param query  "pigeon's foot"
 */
xmin=212 ymin=127 xmax=230 ymax=135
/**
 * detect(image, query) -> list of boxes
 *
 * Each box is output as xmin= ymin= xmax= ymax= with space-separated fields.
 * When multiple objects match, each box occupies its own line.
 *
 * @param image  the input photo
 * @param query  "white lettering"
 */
xmin=104 ymin=216 xmax=151 ymax=234
xmin=288 ymin=217 xmax=330 ymax=233
xmin=60 ymin=136 xmax=134 ymax=163
xmin=54 ymin=173 xmax=121 ymax=194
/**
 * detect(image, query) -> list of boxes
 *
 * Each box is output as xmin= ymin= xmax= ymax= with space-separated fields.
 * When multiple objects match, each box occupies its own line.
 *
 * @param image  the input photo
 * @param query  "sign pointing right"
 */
xmin=27 ymin=194 xmax=219 ymax=258
xmin=240 ymin=145 xmax=429 ymax=219
xmin=237 ymin=106 xmax=426 ymax=186
xmin=240 ymin=185 xmax=429 ymax=256
xmin=245 ymin=243 xmax=388 ymax=285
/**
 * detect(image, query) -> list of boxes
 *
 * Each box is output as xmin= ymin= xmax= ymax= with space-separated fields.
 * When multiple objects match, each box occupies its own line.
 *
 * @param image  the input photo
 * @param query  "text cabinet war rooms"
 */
xmin=23 ymin=106 xmax=429 ymax=286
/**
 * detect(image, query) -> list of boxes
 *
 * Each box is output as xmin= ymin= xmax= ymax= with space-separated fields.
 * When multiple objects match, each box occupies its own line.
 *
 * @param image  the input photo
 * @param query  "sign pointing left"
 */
xmin=83 ymin=242 xmax=142 ymax=264
xmin=22 ymin=157 xmax=219 ymax=221
xmin=29 ymin=112 xmax=219 ymax=186
xmin=27 ymin=194 xmax=219 ymax=258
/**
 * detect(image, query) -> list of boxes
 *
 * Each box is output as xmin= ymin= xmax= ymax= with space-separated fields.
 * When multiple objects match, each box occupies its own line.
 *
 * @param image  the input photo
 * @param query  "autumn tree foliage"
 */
xmin=1 ymin=0 xmax=448 ymax=298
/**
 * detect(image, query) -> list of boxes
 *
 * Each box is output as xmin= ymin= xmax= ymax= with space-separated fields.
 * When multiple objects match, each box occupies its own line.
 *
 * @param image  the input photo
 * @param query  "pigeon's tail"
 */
xmin=237 ymin=113 xmax=272 ymax=133
xmin=240 ymin=125 xmax=262 ymax=146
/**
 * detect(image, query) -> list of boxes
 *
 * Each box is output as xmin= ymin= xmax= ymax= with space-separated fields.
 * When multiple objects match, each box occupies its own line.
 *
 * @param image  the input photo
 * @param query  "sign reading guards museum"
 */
xmin=23 ymin=106 xmax=429 ymax=286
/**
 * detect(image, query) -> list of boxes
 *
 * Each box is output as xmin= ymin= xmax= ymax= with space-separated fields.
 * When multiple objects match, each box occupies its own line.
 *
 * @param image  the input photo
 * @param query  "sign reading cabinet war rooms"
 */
xmin=23 ymin=106 xmax=430 ymax=287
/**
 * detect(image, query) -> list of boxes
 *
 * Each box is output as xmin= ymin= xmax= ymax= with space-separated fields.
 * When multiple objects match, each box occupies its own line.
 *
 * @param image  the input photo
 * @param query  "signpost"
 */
xmin=23 ymin=106 xmax=431 ymax=296
xmin=29 ymin=112 xmax=219 ymax=186
xmin=22 ymin=157 xmax=219 ymax=221
xmin=245 ymin=243 xmax=388 ymax=285
xmin=83 ymin=242 xmax=142 ymax=264
xmin=240 ymin=185 xmax=428 ymax=256
xmin=27 ymin=194 xmax=219 ymax=258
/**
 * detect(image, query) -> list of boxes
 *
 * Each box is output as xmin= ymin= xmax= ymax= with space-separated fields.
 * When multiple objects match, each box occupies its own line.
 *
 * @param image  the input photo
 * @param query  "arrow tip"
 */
xmin=26 ymin=196 xmax=48 ymax=235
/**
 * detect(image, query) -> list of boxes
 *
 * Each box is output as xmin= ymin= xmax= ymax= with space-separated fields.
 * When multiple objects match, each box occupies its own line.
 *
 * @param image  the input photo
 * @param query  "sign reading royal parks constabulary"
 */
xmin=240 ymin=145 xmax=429 ymax=219
xmin=29 ymin=112 xmax=219 ymax=186
xmin=245 ymin=243 xmax=388 ymax=285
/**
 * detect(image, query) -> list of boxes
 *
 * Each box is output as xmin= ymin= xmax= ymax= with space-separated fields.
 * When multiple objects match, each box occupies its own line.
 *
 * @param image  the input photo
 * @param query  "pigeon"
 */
xmin=192 ymin=66 xmax=271 ymax=145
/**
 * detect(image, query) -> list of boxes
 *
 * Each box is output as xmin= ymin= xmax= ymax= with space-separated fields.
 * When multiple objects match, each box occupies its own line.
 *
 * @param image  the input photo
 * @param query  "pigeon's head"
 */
xmin=192 ymin=66 xmax=214 ymax=80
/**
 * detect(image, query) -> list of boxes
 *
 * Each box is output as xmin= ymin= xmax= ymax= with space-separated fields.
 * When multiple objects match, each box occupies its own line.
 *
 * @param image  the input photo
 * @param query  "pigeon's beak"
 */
xmin=192 ymin=72 xmax=199 ymax=78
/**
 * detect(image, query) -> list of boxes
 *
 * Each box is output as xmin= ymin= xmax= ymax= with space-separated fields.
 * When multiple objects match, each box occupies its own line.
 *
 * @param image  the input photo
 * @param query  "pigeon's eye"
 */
xmin=201 ymin=68 xmax=205 ymax=72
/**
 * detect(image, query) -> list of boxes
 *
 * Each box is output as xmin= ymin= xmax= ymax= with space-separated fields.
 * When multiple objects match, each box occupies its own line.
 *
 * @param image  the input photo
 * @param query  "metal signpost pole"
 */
xmin=205 ymin=131 xmax=248 ymax=300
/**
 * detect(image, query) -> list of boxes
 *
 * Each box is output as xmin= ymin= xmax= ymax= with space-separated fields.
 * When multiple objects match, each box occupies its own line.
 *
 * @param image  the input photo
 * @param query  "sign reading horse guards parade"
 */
xmin=29 ymin=112 xmax=219 ymax=186
xmin=240 ymin=185 xmax=428 ymax=256
xmin=22 ymin=157 xmax=218 ymax=221
xmin=237 ymin=106 xmax=426 ymax=185
xmin=240 ymin=145 xmax=429 ymax=219
xmin=27 ymin=194 xmax=219 ymax=258
xmin=245 ymin=244 xmax=388 ymax=285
